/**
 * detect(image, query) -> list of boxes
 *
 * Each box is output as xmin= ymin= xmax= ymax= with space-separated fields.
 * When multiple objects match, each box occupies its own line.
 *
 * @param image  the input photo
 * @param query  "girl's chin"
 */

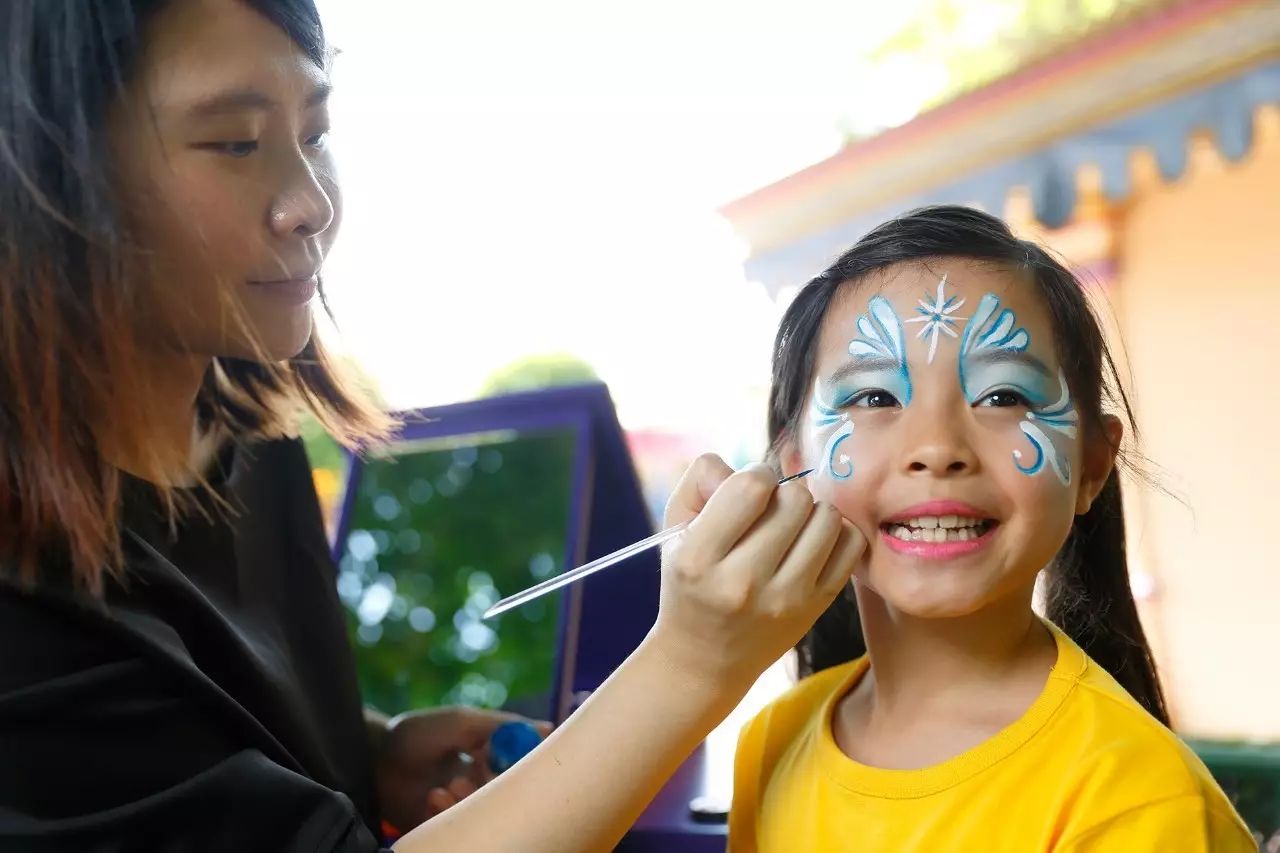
xmin=858 ymin=570 xmax=999 ymax=620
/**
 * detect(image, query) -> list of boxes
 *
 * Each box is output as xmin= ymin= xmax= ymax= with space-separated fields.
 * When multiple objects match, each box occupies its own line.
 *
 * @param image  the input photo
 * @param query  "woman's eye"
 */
xmin=200 ymin=140 xmax=258 ymax=158
xmin=305 ymin=131 xmax=329 ymax=149
xmin=851 ymin=390 xmax=900 ymax=409
xmin=979 ymin=390 xmax=1029 ymax=408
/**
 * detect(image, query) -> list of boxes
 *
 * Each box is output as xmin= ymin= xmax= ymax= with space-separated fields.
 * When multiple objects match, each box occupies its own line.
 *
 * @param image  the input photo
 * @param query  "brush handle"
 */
xmin=481 ymin=468 xmax=813 ymax=620
xmin=483 ymin=522 xmax=688 ymax=619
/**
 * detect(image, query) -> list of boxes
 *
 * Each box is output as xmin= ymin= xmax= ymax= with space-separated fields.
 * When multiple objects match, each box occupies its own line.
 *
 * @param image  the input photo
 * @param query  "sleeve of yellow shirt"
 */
xmin=728 ymin=710 xmax=768 ymax=853
xmin=1057 ymin=794 xmax=1258 ymax=852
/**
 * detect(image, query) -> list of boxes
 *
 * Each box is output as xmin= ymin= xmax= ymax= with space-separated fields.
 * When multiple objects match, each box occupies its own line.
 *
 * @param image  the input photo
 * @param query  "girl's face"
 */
xmin=109 ymin=0 xmax=339 ymax=362
xmin=785 ymin=259 xmax=1117 ymax=619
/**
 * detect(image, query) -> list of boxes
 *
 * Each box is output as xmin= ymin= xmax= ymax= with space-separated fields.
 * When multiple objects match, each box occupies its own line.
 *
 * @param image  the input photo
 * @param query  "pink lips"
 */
xmin=883 ymin=500 xmax=989 ymax=523
xmin=251 ymin=276 xmax=317 ymax=306
xmin=880 ymin=526 xmax=996 ymax=559
xmin=880 ymin=499 xmax=997 ymax=560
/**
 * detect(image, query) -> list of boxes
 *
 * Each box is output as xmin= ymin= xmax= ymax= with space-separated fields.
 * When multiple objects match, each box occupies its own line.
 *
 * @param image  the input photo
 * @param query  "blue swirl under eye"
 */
xmin=811 ymin=380 xmax=854 ymax=481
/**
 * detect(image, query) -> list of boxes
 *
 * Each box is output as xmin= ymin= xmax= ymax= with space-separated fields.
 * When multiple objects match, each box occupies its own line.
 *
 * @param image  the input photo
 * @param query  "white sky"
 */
xmin=314 ymin=0 xmax=938 ymax=443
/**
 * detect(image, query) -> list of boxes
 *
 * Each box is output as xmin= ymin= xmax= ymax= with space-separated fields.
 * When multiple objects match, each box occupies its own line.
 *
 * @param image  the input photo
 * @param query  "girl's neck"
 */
xmin=98 ymin=350 xmax=213 ymax=486
xmin=854 ymin=584 xmax=1055 ymax=722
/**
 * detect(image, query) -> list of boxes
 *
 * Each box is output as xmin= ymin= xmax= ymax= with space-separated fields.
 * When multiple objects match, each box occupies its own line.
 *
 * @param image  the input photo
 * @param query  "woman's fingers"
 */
xmin=447 ymin=778 xmax=478 ymax=801
xmin=663 ymin=453 xmax=735 ymax=529
xmin=813 ymin=520 xmax=866 ymax=597
xmin=726 ymin=479 xmax=818 ymax=587
xmin=765 ymin=500 xmax=844 ymax=598
xmin=426 ymin=776 xmax=481 ymax=817
xmin=426 ymin=788 xmax=456 ymax=815
xmin=675 ymin=462 xmax=780 ymax=563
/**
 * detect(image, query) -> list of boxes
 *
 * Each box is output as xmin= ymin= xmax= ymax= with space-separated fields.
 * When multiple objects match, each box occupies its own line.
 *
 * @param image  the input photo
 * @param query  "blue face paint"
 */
xmin=959 ymin=292 xmax=1078 ymax=486
xmin=961 ymin=353 xmax=1056 ymax=408
xmin=959 ymin=292 xmax=1032 ymax=400
xmin=811 ymin=380 xmax=854 ymax=480
xmin=848 ymin=295 xmax=912 ymax=406
xmin=808 ymin=294 xmax=916 ymax=481
xmin=1014 ymin=369 xmax=1078 ymax=485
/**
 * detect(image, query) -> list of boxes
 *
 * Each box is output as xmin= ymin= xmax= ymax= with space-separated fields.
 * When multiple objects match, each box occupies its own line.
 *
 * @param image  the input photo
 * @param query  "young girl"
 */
xmin=0 ymin=2 xmax=863 ymax=851
xmin=729 ymin=206 xmax=1255 ymax=851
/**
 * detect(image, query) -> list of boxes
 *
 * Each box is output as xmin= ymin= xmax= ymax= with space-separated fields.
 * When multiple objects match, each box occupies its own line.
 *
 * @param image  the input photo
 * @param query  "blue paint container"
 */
xmin=488 ymin=720 xmax=544 ymax=775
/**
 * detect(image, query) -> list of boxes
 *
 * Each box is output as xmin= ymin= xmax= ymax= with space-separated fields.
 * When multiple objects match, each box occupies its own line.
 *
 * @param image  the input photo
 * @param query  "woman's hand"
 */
xmin=649 ymin=454 xmax=865 ymax=696
xmin=392 ymin=454 xmax=864 ymax=853
xmin=376 ymin=707 xmax=552 ymax=833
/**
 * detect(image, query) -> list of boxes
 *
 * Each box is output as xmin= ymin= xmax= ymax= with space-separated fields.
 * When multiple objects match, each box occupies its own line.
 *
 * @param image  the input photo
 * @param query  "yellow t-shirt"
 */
xmin=730 ymin=622 xmax=1255 ymax=852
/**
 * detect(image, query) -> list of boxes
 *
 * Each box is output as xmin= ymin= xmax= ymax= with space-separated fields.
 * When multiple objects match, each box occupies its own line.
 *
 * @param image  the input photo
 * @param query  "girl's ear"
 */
xmin=1076 ymin=414 xmax=1123 ymax=515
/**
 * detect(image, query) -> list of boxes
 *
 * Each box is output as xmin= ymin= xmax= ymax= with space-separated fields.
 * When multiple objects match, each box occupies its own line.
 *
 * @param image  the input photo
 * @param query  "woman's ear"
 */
xmin=1076 ymin=414 xmax=1123 ymax=515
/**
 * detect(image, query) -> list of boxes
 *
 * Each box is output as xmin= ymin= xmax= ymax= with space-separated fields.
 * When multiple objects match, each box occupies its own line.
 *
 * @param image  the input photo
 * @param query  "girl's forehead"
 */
xmin=818 ymin=259 xmax=1056 ymax=361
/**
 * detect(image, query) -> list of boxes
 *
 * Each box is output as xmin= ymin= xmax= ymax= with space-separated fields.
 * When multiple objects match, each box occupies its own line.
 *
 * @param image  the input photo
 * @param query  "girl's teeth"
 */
xmin=889 ymin=524 xmax=986 ymax=543
xmin=893 ymin=515 xmax=987 ymax=533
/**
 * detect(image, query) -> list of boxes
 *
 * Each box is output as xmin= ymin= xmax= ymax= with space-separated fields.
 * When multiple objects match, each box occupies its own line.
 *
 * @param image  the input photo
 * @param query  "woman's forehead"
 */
xmin=133 ymin=0 xmax=325 ymax=111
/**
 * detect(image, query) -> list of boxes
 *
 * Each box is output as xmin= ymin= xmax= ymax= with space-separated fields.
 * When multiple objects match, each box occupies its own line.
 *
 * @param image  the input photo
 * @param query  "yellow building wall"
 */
xmin=1114 ymin=111 xmax=1280 ymax=739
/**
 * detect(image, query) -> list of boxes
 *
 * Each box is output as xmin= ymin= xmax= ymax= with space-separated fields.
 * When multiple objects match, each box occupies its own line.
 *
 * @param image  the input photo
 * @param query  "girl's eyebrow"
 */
xmin=965 ymin=349 xmax=1053 ymax=378
xmin=826 ymin=354 xmax=899 ymax=385
xmin=826 ymin=349 xmax=1053 ymax=387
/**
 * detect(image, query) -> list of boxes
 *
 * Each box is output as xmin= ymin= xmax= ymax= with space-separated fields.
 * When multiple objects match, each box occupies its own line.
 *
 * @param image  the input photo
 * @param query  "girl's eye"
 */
xmin=200 ymin=140 xmax=258 ymax=158
xmin=979 ymin=390 xmax=1029 ymax=408
xmin=305 ymin=131 xmax=329 ymax=149
xmin=850 ymin=390 xmax=900 ymax=409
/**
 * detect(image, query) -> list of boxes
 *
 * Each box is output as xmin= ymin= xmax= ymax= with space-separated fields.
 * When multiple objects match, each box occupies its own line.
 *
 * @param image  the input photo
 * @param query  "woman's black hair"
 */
xmin=767 ymin=204 xmax=1169 ymax=726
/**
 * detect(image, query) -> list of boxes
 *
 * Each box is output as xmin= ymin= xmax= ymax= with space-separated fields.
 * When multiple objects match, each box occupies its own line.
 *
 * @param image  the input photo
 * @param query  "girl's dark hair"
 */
xmin=0 ymin=1 xmax=389 ymax=593
xmin=768 ymin=205 xmax=1169 ymax=726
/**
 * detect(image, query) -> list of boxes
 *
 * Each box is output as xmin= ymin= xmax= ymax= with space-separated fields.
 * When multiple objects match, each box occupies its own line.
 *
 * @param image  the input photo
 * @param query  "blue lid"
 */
xmin=488 ymin=720 xmax=544 ymax=775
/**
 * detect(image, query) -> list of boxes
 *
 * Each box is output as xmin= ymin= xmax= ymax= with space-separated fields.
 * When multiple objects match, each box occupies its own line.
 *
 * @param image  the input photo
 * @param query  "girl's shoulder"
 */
xmin=734 ymin=657 xmax=867 ymax=798
xmin=1041 ymin=626 xmax=1249 ymax=836
xmin=744 ymin=656 xmax=868 ymax=745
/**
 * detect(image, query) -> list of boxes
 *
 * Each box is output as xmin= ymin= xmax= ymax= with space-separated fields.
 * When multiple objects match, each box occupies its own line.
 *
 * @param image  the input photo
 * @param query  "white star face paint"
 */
xmin=958 ymin=292 xmax=1079 ymax=485
xmin=904 ymin=273 xmax=966 ymax=364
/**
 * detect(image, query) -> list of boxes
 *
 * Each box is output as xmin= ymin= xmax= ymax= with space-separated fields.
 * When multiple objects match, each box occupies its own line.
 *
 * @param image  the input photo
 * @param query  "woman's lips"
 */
xmin=250 ymin=276 xmax=317 ymax=305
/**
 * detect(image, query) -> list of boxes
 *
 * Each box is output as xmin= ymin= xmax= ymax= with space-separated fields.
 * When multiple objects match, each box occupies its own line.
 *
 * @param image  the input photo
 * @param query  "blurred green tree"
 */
xmin=337 ymin=429 xmax=576 ymax=718
xmin=305 ymin=352 xmax=601 ymax=719
xmin=478 ymin=352 xmax=599 ymax=397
